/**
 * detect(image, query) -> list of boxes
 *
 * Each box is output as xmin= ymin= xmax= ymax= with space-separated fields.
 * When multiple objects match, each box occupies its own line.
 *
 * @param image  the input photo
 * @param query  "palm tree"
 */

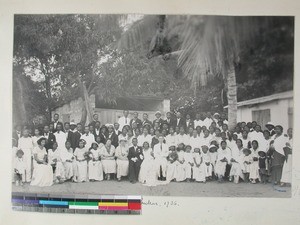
xmin=117 ymin=15 xmax=272 ymax=130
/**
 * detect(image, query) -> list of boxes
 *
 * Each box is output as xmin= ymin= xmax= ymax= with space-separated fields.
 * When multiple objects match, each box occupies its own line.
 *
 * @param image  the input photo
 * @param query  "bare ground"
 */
xmin=12 ymin=180 xmax=291 ymax=198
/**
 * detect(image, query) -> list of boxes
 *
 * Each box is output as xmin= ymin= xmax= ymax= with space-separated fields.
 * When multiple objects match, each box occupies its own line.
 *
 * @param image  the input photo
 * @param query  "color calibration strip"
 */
xmin=11 ymin=192 xmax=142 ymax=215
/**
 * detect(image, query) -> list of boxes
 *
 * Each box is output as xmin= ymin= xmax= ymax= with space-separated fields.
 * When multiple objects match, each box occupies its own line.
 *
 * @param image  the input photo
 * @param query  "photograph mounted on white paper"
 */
xmin=12 ymin=14 xmax=294 ymax=198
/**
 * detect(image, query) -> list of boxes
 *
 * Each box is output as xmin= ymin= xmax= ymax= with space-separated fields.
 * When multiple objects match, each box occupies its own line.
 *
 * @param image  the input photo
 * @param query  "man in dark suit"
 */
xmin=43 ymin=125 xmax=56 ymax=151
xmin=185 ymin=114 xmax=194 ymax=129
xmin=141 ymin=113 xmax=152 ymax=127
xmin=130 ymin=112 xmax=142 ymax=129
xmin=175 ymin=112 xmax=186 ymax=130
xmin=128 ymin=138 xmax=144 ymax=183
xmin=164 ymin=112 xmax=176 ymax=129
xmin=89 ymin=113 xmax=100 ymax=129
xmin=50 ymin=113 xmax=64 ymax=132
xmin=114 ymin=123 xmax=122 ymax=136
xmin=106 ymin=125 xmax=119 ymax=148
xmin=153 ymin=111 xmax=164 ymax=128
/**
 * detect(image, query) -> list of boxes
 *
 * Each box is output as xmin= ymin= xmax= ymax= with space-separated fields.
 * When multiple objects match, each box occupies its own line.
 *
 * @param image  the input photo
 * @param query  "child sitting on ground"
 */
xmin=14 ymin=149 xmax=26 ymax=186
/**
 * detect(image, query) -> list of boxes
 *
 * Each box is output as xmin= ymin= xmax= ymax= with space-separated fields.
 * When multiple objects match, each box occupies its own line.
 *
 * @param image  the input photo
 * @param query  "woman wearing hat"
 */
xmin=88 ymin=142 xmax=103 ymax=181
xmin=30 ymin=137 xmax=53 ymax=186
xmin=115 ymin=138 xmax=129 ymax=181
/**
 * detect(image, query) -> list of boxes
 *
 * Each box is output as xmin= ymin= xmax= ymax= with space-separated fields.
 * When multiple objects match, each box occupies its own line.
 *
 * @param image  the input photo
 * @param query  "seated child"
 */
xmin=193 ymin=148 xmax=206 ymax=182
xmin=184 ymin=145 xmax=194 ymax=182
xmin=201 ymin=145 xmax=213 ymax=180
xmin=48 ymin=142 xmax=65 ymax=183
xmin=14 ymin=149 xmax=26 ymax=186
xmin=175 ymin=144 xmax=186 ymax=182
xmin=242 ymin=148 xmax=252 ymax=182
xmin=166 ymin=146 xmax=178 ymax=182
xmin=215 ymin=141 xmax=232 ymax=182
xmin=258 ymin=150 xmax=267 ymax=184
xmin=208 ymin=144 xmax=218 ymax=180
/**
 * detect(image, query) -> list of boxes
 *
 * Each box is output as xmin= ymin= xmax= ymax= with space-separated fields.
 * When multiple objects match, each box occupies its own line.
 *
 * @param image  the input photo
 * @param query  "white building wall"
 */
xmin=237 ymin=98 xmax=293 ymax=130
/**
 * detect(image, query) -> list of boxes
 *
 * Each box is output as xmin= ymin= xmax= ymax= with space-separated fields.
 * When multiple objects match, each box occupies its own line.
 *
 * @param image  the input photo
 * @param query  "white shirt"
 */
xmin=54 ymin=131 xmax=67 ymax=149
xmin=137 ymin=134 xmax=152 ymax=147
xmin=153 ymin=143 xmax=169 ymax=159
xmin=176 ymin=134 xmax=189 ymax=146
xmin=203 ymin=117 xmax=214 ymax=128
xmin=165 ymin=133 xmax=177 ymax=147
xmin=189 ymin=136 xmax=201 ymax=150
xmin=118 ymin=116 xmax=131 ymax=131
xmin=194 ymin=119 xmax=203 ymax=128
xmin=81 ymin=132 xmax=95 ymax=149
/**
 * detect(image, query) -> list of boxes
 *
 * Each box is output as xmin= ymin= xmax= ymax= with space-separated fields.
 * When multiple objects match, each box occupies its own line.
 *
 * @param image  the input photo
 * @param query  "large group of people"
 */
xmin=12 ymin=110 xmax=292 ymax=188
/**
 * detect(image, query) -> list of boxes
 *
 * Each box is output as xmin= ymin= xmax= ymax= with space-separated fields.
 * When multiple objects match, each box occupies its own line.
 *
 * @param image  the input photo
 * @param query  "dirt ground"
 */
xmin=12 ymin=180 xmax=291 ymax=198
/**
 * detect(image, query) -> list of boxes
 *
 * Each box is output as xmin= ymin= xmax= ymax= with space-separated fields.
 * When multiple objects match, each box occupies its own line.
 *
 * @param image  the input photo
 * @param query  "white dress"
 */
xmin=18 ymin=137 xmax=34 ymax=182
xmin=48 ymin=149 xmax=65 ymax=180
xmin=54 ymin=131 xmax=67 ymax=149
xmin=281 ymin=138 xmax=292 ymax=183
xmin=229 ymin=145 xmax=244 ymax=179
xmin=249 ymin=148 xmax=260 ymax=180
xmin=14 ymin=157 xmax=26 ymax=181
xmin=153 ymin=143 xmax=169 ymax=177
xmin=74 ymin=147 xmax=88 ymax=182
xmin=189 ymin=136 xmax=201 ymax=151
xmin=88 ymin=148 xmax=103 ymax=181
xmin=30 ymin=146 xmax=53 ymax=187
xmin=193 ymin=153 xmax=206 ymax=182
xmin=184 ymin=152 xmax=194 ymax=179
xmin=81 ymin=133 xmax=95 ymax=149
xmin=115 ymin=145 xmax=129 ymax=178
xmin=139 ymin=148 xmax=157 ymax=185
xmin=201 ymin=152 xmax=212 ymax=177
xmin=175 ymin=150 xmax=186 ymax=181
xmin=215 ymin=147 xmax=232 ymax=176
xmin=242 ymin=154 xmax=252 ymax=173
xmin=100 ymin=145 xmax=117 ymax=174
xmin=59 ymin=147 xmax=75 ymax=180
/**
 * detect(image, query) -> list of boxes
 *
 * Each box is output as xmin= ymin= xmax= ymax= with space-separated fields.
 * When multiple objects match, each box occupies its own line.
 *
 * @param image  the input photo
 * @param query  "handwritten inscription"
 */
xmin=142 ymin=199 xmax=179 ymax=208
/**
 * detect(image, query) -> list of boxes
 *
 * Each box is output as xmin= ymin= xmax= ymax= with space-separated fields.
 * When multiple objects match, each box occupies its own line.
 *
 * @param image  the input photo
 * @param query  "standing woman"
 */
xmin=88 ymin=142 xmax=103 ymax=182
xmin=249 ymin=140 xmax=260 ymax=184
xmin=73 ymin=139 xmax=88 ymax=182
xmin=100 ymin=139 xmax=117 ymax=180
xmin=139 ymin=141 xmax=157 ymax=185
xmin=269 ymin=125 xmax=287 ymax=185
xmin=280 ymin=128 xmax=293 ymax=186
xmin=32 ymin=128 xmax=43 ymax=148
xmin=115 ymin=138 xmax=129 ymax=181
xmin=31 ymin=137 xmax=53 ymax=187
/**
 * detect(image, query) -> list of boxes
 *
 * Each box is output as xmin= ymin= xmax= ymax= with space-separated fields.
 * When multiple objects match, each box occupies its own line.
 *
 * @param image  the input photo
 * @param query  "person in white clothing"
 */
xmin=189 ymin=129 xmax=201 ymax=151
xmin=138 ymin=127 xmax=152 ymax=147
xmin=184 ymin=145 xmax=194 ymax=181
xmin=118 ymin=110 xmax=131 ymax=132
xmin=165 ymin=127 xmax=177 ymax=147
xmin=194 ymin=113 xmax=203 ymax=129
xmin=59 ymin=141 xmax=75 ymax=181
xmin=153 ymin=135 xmax=169 ymax=180
xmin=81 ymin=126 xmax=95 ymax=150
xmin=54 ymin=124 xmax=67 ymax=149
xmin=14 ymin=149 xmax=26 ymax=186
xmin=18 ymin=129 xmax=34 ymax=182
xmin=281 ymin=128 xmax=293 ymax=186
xmin=215 ymin=141 xmax=232 ymax=182
xmin=201 ymin=145 xmax=213 ymax=179
xmin=88 ymin=142 xmax=104 ymax=181
xmin=115 ymin=138 xmax=129 ymax=181
xmin=176 ymin=126 xmax=189 ymax=146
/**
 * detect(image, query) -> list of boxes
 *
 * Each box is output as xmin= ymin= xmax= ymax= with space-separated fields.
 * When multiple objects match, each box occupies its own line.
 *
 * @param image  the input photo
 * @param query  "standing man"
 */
xmin=130 ymin=112 xmax=142 ymax=129
xmin=70 ymin=123 xmax=82 ymax=150
xmin=141 ymin=113 xmax=152 ymax=127
xmin=128 ymin=138 xmax=144 ymax=183
xmin=89 ymin=113 xmax=100 ymax=129
xmin=94 ymin=121 xmax=101 ymax=138
xmin=51 ymin=113 xmax=64 ymax=132
xmin=106 ymin=124 xmax=119 ymax=148
xmin=118 ymin=110 xmax=131 ymax=132
xmin=153 ymin=111 xmax=164 ymax=128
xmin=164 ymin=112 xmax=175 ymax=129
xmin=53 ymin=123 xmax=66 ymax=149
xmin=43 ymin=125 xmax=56 ymax=151
xmin=153 ymin=135 xmax=169 ymax=181
xmin=114 ymin=123 xmax=122 ymax=136
xmin=175 ymin=112 xmax=186 ymax=130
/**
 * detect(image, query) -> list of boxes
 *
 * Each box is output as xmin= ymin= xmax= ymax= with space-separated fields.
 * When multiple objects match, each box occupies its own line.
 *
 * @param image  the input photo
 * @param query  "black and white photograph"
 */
xmin=12 ymin=14 xmax=294 ymax=198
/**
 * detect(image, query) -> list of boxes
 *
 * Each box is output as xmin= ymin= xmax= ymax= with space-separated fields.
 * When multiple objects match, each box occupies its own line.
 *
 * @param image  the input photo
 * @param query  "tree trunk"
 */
xmin=15 ymin=78 xmax=27 ymax=124
xmin=227 ymin=63 xmax=238 ymax=131
xmin=78 ymin=78 xmax=94 ymax=126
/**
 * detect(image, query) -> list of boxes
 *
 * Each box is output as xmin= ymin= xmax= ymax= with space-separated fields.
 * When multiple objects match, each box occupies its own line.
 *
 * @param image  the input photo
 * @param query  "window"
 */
xmin=252 ymin=109 xmax=271 ymax=127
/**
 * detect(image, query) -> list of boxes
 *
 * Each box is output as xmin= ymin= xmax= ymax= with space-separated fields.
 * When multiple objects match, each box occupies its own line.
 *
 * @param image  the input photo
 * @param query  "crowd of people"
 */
xmin=12 ymin=110 xmax=293 ymax=188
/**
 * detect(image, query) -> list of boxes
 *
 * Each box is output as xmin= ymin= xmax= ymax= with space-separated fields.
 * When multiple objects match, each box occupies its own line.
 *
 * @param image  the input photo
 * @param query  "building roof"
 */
xmin=224 ymin=91 xmax=293 ymax=108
